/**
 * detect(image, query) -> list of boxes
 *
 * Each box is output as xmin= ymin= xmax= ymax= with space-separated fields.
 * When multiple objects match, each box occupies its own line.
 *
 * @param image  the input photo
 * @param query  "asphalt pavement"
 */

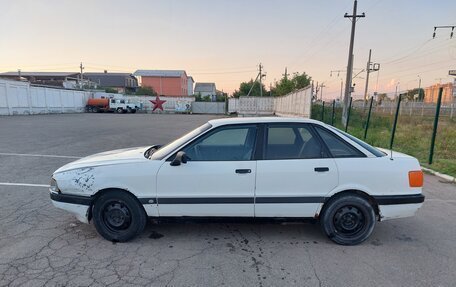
xmin=1 ymin=113 xmax=455 ymax=287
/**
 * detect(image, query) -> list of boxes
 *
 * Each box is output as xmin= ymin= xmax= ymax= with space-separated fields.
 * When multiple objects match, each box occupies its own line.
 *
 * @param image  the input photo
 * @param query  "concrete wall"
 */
xmin=228 ymin=86 xmax=312 ymax=118
xmin=192 ymin=102 xmax=226 ymax=114
xmin=274 ymin=86 xmax=312 ymax=118
xmin=0 ymin=79 xmax=91 ymax=115
xmin=122 ymin=95 xmax=195 ymax=113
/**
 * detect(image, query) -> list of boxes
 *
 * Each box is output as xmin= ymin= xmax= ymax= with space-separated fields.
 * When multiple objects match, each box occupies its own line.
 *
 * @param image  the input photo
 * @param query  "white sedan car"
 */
xmin=50 ymin=117 xmax=424 ymax=245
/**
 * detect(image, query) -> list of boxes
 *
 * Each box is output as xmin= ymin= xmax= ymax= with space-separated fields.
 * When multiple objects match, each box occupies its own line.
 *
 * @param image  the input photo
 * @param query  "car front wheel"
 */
xmin=320 ymin=195 xmax=376 ymax=245
xmin=92 ymin=190 xmax=147 ymax=242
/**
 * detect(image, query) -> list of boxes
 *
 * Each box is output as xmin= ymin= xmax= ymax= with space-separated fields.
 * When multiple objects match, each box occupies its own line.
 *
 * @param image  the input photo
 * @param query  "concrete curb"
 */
xmin=422 ymin=167 xmax=456 ymax=183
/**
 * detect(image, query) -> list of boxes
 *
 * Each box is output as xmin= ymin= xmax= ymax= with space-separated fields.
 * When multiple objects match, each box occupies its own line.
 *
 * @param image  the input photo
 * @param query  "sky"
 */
xmin=1 ymin=0 xmax=455 ymax=99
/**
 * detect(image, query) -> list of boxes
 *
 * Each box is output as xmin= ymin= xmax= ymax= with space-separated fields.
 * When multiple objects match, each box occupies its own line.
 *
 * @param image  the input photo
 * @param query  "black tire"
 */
xmin=320 ymin=195 xmax=375 ymax=245
xmin=116 ymin=108 xmax=123 ymax=114
xmin=131 ymin=109 xmax=137 ymax=114
xmin=92 ymin=190 xmax=147 ymax=242
xmin=92 ymin=107 xmax=98 ymax=113
xmin=87 ymin=106 xmax=92 ymax=113
xmin=127 ymin=107 xmax=132 ymax=113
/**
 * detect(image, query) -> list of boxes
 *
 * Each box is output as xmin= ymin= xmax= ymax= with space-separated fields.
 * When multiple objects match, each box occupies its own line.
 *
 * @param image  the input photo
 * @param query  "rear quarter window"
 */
xmin=314 ymin=126 xmax=365 ymax=158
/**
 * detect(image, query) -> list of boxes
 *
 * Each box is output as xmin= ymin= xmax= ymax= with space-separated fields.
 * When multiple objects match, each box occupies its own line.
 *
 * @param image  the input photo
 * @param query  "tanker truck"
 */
xmin=86 ymin=98 xmax=141 ymax=113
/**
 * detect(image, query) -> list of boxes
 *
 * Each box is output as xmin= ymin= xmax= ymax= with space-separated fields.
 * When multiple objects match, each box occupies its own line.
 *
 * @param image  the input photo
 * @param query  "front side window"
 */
xmin=314 ymin=126 xmax=365 ymax=158
xmin=150 ymin=123 xmax=212 ymax=160
xmin=265 ymin=124 xmax=325 ymax=160
xmin=183 ymin=125 xmax=257 ymax=161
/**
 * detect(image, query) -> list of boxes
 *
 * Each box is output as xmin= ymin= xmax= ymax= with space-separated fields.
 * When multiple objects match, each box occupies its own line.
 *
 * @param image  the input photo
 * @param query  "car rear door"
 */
xmin=156 ymin=124 xmax=258 ymax=217
xmin=255 ymin=123 xmax=339 ymax=217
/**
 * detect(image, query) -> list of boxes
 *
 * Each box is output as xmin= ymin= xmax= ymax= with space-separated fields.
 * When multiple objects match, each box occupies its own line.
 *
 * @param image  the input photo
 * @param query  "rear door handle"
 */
xmin=314 ymin=167 xmax=329 ymax=172
xmin=235 ymin=169 xmax=251 ymax=174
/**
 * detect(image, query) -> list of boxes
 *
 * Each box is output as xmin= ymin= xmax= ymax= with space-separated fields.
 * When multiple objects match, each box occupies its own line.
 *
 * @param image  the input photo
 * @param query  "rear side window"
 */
xmin=314 ymin=126 xmax=365 ymax=158
xmin=265 ymin=124 xmax=325 ymax=160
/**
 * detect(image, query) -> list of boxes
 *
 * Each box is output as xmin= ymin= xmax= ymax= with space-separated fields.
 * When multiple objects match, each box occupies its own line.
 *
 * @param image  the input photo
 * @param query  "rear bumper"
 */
xmin=50 ymin=192 xmax=91 ymax=223
xmin=374 ymin=194 xmax=425 ymax=221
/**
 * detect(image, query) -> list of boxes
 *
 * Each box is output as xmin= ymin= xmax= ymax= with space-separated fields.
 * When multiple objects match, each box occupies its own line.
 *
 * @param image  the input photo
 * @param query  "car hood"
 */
xmin=54 ymin=146 xmax=151 ymax=173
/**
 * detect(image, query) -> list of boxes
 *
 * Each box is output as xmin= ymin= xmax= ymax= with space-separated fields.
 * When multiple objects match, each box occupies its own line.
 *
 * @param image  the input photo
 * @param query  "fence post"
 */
xmin=428 ymin=88 xmax=443 ymax=165
xmin=389 ymin=94 xmax=402 ymax=150
xmin=345 ymin=97 xmax=353 ymax=132
xmin=363 ymin=97 xmax=374 ymax=140
xmin=321 ymin=101 xmax=325 ymax=122
xmin=451 ymin=103 xmax=454 ymax=119
xmin=331 ymin=100 xmax=335 ymax=126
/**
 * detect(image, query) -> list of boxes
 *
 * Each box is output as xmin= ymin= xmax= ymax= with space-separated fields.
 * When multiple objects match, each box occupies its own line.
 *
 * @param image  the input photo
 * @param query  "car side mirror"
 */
xmin=170 ymin=151 xmax=188 ymax=166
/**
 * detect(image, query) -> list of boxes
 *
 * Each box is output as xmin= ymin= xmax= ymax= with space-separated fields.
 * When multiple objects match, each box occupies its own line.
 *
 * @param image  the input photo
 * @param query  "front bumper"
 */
xmin=50 ymin=191 xmax=92 ymax=223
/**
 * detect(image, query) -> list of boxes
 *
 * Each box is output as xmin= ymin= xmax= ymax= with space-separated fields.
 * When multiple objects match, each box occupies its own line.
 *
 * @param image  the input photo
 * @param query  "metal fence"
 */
xmin=313 ymin=88 xmax=455 ymax=176
xmin=352 ymin=100 xmax=455 ymax=118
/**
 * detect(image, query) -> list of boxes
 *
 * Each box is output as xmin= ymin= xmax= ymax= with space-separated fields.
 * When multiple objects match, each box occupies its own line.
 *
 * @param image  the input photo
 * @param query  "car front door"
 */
xmin=255 ymin=123 xmax=339 ymax=217
xmin=156 ymin=124 xmax=258 ymax=217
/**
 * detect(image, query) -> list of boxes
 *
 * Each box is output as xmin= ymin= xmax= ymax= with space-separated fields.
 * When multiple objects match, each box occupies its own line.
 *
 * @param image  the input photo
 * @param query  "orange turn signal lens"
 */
xmin=409 ymin=171 xmax=424 ymax=187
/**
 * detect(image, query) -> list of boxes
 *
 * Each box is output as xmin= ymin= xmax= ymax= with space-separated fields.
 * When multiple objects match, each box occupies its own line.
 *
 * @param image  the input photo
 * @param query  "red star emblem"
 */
xmin=150 ymin=96 xmax=167 ymax=111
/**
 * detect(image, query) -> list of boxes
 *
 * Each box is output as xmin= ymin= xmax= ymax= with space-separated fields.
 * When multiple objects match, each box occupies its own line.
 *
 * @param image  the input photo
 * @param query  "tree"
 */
xmin=272 ymin=71 xmax=312 ymax=97
xmin=233 ymin=70 xmax=311 ymax=98
xmin=376 ymin=93 xmax=389 ymax=105
xmin=232 ymin=79 xmax=267 ymax=98
xmin=405 ymin=88 xmax=425 ymax=101
xmin=291 ymin=72 xmax=311 ymax=90
xmin=136 ymin=86 xmax=157 ymax=97
xmin=104 ymin=87 xmax=118 ymax=94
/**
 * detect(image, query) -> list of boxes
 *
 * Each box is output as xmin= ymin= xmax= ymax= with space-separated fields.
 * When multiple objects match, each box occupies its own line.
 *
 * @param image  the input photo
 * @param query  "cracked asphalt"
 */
xmin=1 ymin=113 xmax=456 ymax=287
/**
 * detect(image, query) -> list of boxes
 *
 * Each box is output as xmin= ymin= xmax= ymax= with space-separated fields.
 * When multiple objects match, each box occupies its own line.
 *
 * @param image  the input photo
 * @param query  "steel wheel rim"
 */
xmin=102 ymin=200 xmax=132 ymax=233
xmin=333 ymin=205 xmax=365 ymax=236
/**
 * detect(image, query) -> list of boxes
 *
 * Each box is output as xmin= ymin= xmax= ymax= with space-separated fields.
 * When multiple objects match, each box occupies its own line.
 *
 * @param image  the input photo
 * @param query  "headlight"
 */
xmin=49 ymin=178 xmax=60 ymax=193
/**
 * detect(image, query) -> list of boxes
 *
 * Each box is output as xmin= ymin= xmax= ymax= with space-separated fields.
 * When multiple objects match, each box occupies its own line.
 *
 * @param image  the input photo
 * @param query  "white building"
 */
xmin=194 ymin=82 xmax=216 ymax=98
xmin=187 ymin=76 xmax=194 ymax=96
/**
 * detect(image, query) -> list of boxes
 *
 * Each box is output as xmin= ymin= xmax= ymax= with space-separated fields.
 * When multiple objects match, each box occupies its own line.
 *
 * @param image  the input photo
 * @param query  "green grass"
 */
xmin=312 ymin=104 xmax=456 ymax=178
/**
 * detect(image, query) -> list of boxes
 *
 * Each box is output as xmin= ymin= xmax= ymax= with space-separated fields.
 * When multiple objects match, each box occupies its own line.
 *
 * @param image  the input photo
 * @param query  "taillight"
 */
xmin=408 ymin=171 xmax=424 ymax=187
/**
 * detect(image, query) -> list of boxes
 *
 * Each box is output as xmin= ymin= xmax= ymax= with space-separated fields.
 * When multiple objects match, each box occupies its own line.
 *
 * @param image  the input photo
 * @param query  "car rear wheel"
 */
xmin=116 ymin=108 xmax=123 ymax=113
xmin=320 ymin=195 xmax=375 ymax=245
xmin=92 ymin=190 xmax=147 ymax=242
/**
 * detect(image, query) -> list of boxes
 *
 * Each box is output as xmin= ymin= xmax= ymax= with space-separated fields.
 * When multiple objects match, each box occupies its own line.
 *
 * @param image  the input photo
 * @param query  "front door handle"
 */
xmin=235 ymin=169 xmax=251 ymax=174
xmin=314 ymin=167 xmax=329 ymax=172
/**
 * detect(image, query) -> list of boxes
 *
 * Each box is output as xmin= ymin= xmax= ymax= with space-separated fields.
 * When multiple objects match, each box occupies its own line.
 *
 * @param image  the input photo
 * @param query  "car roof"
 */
xmin=208 ymin=117 xmax=322 ymax=127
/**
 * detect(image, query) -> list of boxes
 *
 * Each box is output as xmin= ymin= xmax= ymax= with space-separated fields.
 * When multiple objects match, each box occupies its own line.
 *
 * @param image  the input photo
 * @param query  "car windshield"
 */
xmin=329 ymin=126 xmax=386 ymax=157
xmin=150 ymin=123 xmax=212 ymax=160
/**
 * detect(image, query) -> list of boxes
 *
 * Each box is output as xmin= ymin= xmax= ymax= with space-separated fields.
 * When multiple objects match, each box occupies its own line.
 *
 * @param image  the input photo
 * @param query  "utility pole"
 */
xmin=320 ymin=83 xmax=326 ymax=101
xmin=283 ymin=67 xmax=288 ymax=80
xmin=342 ymin=0 xmax=365 ymax=125
xmin=363 ymin=49 xmax=380 ymax=107
xmin=363 ymin=49 xmax=372 ymax=107
xmin=259 ymin=63 xmax=263 ymax=97
xmin=246 ymin=63 xmax=265 ymax=97
xmin=79 ymin=62 xmax=84 ymax=88
xmin=340 ymin=80 xmax=343 ymax=101
xmin=395 ymin=82 xmax=400 ymax=100
xmin=417 ymin=75 xmax=422 ymax=101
